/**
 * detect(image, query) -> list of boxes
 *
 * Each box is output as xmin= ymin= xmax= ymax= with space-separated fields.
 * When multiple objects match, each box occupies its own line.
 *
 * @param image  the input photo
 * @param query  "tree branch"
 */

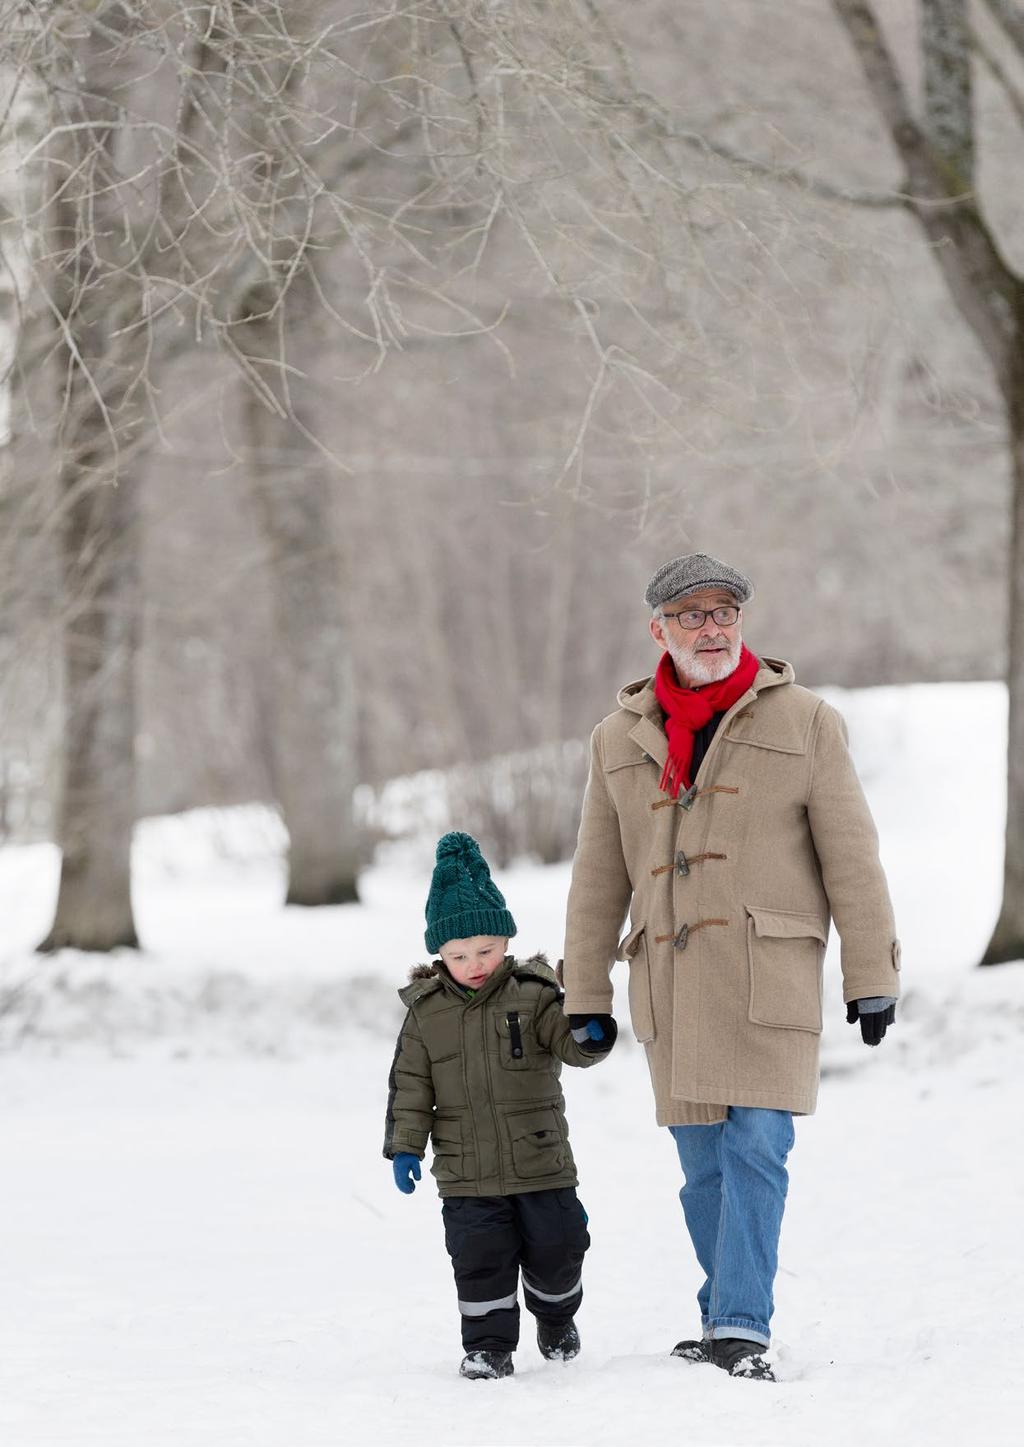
xmin=982 ymin=0 xmax=1024 ymax=57
xmin=831 ymin=0 xmax=1023 ymax=399
xmin=672 ymin=130 xmax=912 ymax=209
xmin=971 ymin=15 xmax=1024 ymax=132
xmin=921 ymin=0 xmax=974 ymax=187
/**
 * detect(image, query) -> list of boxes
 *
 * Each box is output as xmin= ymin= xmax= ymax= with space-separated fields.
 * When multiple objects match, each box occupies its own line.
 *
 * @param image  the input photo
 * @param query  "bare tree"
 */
xmin=221 ymin=3 xmax=400 ymax=907
xmin=1 ymin=11 xmax=50 ymax=848
xmin=6 ymin=1 xmax=831 ymax=943
xmin=43 ymin=10 xmax=160 ymax=947
xmin=826 ymin=0 xmax=1023 ymax=963
xmin=240 ymin=262 xmax=360 ymax=903
xmin=10 ymin=4 xmax=374 ymax=944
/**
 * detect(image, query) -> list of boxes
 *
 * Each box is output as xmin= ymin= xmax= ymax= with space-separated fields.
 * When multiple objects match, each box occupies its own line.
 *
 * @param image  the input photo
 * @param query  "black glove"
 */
xmin=846 ymin=998 xmax=896 ymax=1047
xmin=567 ymin=1013 xmax=618 ymax=1055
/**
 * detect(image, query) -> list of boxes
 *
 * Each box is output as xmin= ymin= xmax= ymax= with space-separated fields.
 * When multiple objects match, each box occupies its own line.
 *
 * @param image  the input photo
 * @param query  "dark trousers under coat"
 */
xmin=441 ymin=1187 xmax=590 ymax=1353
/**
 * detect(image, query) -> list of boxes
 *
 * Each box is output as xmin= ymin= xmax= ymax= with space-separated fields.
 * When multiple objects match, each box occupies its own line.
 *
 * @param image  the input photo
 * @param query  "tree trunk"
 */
xmin=533 ymin=492 xmax=580 ymax=864
xmin=832 ymin=0 xmax=1024 ymax=966
xmin=241 ymin=271 xmax=360 ymax=906
xmin=40 ymin=348 xmax=141 ymax=951
xmin=38 ymin=55 xmax=145 ymax=950
xmin=0 ymin=51 xmax=47 ymax=454
xmin=982 ymin=395 xmax=1024 ymax=962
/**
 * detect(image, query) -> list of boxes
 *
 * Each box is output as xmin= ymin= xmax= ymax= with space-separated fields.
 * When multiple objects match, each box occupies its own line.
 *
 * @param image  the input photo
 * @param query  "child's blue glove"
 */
xmin=392 ymin=1154 xmax=422 ymax=1194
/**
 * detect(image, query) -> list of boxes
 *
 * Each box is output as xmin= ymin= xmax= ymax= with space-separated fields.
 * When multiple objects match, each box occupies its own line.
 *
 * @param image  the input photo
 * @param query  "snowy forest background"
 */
xmin=1 ymin=3 xmax=1023 ymax=1445
xmin=2 ymin=0 xmax=1023 ymax=931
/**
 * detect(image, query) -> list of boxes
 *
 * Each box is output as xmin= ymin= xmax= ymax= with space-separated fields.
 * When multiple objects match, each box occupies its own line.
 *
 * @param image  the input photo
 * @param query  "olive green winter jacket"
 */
xmin=383 ymin=954 xmax=605 ymax=1197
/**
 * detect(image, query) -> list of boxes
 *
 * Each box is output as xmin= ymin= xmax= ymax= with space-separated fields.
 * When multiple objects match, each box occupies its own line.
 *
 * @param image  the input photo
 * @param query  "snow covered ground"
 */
xmin=1 ymin=682 xmax=1023 ymax=1446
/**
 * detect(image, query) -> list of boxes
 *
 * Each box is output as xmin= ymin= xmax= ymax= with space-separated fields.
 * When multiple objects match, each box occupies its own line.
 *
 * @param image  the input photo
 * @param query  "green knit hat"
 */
xmin=424 ymin=832 xmax=517 ymax=955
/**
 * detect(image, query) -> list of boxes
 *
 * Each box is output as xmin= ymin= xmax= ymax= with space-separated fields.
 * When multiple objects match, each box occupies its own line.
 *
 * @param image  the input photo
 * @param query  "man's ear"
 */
xmin=648 ymin=614 xmax=667 ymax=648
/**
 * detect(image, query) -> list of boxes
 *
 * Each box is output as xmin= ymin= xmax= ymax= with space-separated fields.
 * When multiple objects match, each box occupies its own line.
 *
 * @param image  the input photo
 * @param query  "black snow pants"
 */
xmin=440 ymin=1187 xmax=590 ymax=1353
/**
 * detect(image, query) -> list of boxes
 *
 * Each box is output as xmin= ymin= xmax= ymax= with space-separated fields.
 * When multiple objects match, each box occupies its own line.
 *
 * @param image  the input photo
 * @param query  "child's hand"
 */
xmin=392 ymin=1153 xmax=422 ymax=1194
xmin=568 ymin=1014 xmax=618 ymax=1054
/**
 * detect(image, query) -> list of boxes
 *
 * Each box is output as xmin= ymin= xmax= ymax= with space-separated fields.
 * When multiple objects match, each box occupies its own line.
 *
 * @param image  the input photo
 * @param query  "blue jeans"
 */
xmin=669 ymin=1107 xmax=795 ymax=1347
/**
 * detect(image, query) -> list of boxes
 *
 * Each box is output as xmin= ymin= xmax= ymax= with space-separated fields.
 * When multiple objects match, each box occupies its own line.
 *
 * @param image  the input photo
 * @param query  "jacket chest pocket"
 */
xmin=494 ymin=1009 xmax=534 ymax=1069
xmin=745 ymin=905 xmax=826 ymax=1033
xmin=507 ymin=1108 xmax=565 ymax=1178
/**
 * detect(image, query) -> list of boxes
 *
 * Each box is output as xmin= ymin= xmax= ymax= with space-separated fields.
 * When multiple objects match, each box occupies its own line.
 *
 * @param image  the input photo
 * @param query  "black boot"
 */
xmin=537 ymin=1317 xmax=581 ymax=1361
xmin=671 ymin=1338 xmax=711 ymax=1363
xmin=709 ymin=1337 xmax=775 ymax=1381
xmin=459 ymin=1350 xmax=514 ymax=1380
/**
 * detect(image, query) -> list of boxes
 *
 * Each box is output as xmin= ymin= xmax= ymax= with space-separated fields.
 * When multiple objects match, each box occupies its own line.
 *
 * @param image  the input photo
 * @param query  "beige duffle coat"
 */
xmin=561 ymin=657 xmax=901 ymax=1125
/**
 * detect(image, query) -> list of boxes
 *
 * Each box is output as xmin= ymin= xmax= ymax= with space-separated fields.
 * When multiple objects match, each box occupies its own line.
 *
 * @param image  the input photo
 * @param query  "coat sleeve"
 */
xmin=805 ymin=702 xmax=901 ymax=1003
xmin=533 ymin=988 xmax=603 ymax=1069
xmin=382 ymin=1009 xmax=434 ymax=1160
xmin=561 ymin=725 xmax=634 ymax=1016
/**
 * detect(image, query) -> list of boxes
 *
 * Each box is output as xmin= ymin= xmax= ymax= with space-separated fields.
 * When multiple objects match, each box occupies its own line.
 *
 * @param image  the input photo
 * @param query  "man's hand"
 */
xmin=392 ymin=1153 xmax=422 ymax=1193
xmin=846 ymin=998 xmax=897 ymax=1047
xmin=567 ymin=1014 xmax=618 ymax=1055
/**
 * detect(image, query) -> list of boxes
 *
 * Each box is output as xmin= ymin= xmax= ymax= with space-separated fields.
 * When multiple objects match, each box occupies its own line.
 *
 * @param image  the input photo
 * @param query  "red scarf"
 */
xmin=653 ymin=644 xmax=759 ymax=797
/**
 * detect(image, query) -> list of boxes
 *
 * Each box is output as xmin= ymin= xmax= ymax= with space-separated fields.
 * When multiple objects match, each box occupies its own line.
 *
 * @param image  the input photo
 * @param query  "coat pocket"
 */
xmin=617 ymin=921 xmax=655 ymax=1043
xmin=507 ymin=1108 xmax=565 ymax=1179
xmin=745 ymin=905 xmax=827 ymax=1033
xmin=429 ymin=1115 xmax=463 ymax=1183
xmin=494 ymin=1009 xmax=533 ymax=1070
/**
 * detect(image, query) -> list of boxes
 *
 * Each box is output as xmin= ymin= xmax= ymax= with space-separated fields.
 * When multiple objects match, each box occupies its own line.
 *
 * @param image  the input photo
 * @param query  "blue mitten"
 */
xmin=392 ymin=1153 xmax=422 ymax=1194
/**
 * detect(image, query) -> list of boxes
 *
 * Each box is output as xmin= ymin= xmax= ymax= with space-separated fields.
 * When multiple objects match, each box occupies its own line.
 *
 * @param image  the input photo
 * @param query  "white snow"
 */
xmin=1 ymin=681 xmax=1022 ymax=1446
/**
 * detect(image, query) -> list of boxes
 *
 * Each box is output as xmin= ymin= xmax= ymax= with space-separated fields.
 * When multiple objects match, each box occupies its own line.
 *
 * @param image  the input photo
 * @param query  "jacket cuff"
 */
xmin=841 ymin=940 xmax=901 ymax=1004
xmin=562 ymin=993 xmax=614 ymax=1016
xmin=842 ymin=981 xmax=900 ymax=1005
xmin=387 ymin=1131 xmax=427 ymax=1158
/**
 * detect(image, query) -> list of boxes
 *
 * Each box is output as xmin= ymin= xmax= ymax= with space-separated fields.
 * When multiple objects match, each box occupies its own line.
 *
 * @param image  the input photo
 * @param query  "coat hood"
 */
xmin=615 ymin=655 xmax=795 ymax=717
xmin=399 ymin=952 xmax=554 ymax=1006
xmin=407 ymin=951 xmax=549 ymax=984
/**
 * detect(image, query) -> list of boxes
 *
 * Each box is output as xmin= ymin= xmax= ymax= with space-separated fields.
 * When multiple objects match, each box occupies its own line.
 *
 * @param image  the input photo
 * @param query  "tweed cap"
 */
xmin=644 ymin=552 xmax=753 ymax=610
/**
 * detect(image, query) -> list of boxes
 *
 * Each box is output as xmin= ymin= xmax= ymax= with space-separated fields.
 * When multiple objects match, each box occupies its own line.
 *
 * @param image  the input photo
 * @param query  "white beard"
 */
xmin=665 ymin=632 xmax=742 ymax=687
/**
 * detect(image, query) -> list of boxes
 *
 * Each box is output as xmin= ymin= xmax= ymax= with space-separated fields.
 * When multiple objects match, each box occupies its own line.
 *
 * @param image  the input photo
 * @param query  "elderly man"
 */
xmin=561 ymin=552 xmax=900 ymax=1381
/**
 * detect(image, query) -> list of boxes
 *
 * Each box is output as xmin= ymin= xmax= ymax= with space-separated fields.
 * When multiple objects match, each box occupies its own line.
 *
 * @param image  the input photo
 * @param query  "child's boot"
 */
xmin=460 ymin=1350 xmax=514 ymax=1380
xmin=536 ymin=1317 xmax=580 ymax=1361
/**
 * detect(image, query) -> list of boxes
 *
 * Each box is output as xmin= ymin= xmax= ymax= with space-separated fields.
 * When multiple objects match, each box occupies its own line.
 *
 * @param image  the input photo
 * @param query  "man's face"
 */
xmin=438 ymin=935 xmax=509 ymax=989
xmin=649 ymin=587 xmax=743 ymax=686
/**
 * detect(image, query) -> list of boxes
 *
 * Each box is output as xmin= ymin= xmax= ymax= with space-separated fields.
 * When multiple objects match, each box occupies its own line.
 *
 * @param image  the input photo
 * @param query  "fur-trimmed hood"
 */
xmin=408 ymin=951 xmax=549 ymax=984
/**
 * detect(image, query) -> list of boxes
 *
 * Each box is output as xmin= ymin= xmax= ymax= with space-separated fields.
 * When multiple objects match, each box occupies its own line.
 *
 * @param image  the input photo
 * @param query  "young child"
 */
xmin=383 ymin=831 xmax=616 ymax=1380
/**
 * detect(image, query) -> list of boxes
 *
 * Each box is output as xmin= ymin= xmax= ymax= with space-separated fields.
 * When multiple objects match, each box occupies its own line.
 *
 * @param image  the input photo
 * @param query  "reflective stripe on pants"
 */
xmin=441 ymin=1188 xmax=590 ymax=1352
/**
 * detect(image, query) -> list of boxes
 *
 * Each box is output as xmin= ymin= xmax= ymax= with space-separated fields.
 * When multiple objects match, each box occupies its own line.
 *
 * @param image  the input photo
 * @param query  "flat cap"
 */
xmin=644 ymin=552 xmax=753 ymax=610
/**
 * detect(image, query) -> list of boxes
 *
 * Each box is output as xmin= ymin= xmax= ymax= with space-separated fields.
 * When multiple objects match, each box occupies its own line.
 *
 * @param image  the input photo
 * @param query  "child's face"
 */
xmin=438 ymin=935 xmax=509 ymax=989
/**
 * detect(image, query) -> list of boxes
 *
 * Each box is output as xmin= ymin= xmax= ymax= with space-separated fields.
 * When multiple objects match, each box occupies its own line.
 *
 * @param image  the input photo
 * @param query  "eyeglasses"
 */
xmin=661 ymin=605 xmax=740 ymax=631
